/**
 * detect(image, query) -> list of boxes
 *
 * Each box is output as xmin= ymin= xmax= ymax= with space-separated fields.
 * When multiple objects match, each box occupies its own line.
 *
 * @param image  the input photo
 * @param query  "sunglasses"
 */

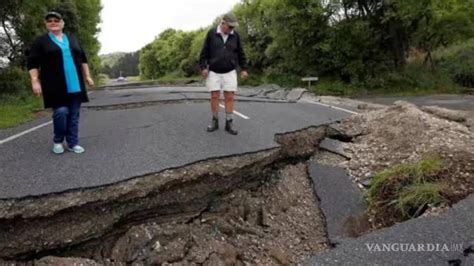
xmin=46 ymin=19 xmax=61 ymax=23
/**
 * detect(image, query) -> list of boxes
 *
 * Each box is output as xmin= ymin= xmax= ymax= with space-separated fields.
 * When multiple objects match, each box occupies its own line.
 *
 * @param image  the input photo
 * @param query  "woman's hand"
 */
xmin=81 ymin=64 xmax=94 ymax=87
xmin=85 ymin=76 xmax=95 ymax=87
xmin=32 ymin=80 xmax=42 ymax=97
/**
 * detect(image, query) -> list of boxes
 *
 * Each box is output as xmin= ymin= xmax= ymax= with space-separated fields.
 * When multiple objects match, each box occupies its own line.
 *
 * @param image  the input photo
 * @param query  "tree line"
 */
xmin=139 ymin=0 xmax=474 ymax=90
xmin=1 ymin=0 xmax=473 ymax=97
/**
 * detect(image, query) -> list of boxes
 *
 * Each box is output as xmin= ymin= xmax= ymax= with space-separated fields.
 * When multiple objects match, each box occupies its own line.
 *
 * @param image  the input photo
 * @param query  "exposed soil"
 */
xmin=59 ymin=164 xmax=328 ymax=265
xmin=0 ymin=163 xmax=329 ymax=265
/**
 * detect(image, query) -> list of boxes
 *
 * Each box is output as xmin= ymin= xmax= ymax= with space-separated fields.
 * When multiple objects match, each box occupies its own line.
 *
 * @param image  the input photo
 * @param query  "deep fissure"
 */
xmin=0 ymin=126 xmax=332 ymax=264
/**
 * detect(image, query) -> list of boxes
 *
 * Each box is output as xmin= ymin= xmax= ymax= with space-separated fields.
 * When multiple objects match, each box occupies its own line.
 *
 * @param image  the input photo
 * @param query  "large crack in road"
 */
xmin=0 ymin=126 xmax=332 ymax=264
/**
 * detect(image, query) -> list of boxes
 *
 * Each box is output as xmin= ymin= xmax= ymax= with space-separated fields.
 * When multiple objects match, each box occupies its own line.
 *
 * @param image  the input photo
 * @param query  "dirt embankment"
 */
xmin=340 ymin=101 xmax=473 ymax=197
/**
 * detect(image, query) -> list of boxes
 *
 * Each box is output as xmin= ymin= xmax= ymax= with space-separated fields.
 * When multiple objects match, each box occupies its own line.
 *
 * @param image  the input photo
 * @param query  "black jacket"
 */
xmin=27 ymin=33 xmax=89 ymax=108
xmin=199 ymin=28 xmax=247 ymax=74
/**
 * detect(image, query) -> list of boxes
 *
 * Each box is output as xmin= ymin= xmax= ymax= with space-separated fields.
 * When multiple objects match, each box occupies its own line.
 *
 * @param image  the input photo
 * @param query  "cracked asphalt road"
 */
xmin=0 ymin=86 xmax=351 ymax=199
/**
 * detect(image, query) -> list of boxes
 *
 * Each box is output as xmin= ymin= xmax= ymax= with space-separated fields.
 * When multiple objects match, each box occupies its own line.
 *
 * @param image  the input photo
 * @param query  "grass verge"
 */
xmin=0 ymin=95 xmax=43 ymax=129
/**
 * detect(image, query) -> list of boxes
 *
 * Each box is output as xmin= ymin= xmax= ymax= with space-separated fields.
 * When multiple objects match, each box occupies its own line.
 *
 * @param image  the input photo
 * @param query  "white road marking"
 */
xmin=0 ymin=121 xmax=52 ymax=145
xmin=305 ymin=101 xmax=358 ymax=115
xmin=219 ymin=104 xmax=250 ymax=119
xmin=0 ymin=91 xmax=95 ymax=146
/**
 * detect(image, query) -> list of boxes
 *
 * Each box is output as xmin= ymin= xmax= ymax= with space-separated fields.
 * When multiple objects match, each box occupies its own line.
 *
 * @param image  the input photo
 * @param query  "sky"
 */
xmin=99 ymin=0 xmax=241 ymax=55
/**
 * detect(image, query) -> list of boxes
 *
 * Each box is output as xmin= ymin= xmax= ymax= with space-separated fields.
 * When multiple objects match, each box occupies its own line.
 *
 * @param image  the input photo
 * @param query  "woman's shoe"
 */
xmin=67 ymin=145 xmax=85 ymax=154
xmin=52 ymin=143 xmax=64 ymax=154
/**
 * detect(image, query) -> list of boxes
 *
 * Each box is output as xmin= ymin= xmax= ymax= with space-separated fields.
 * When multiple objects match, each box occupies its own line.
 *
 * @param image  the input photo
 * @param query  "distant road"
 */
xmin=357 ymin=94 xmax=474 ymax=111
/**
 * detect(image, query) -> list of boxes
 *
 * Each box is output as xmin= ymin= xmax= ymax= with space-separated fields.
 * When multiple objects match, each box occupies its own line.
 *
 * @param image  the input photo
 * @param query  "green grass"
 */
xmin=0 ymin=95 xmax=43 ymax=129
xmin=367 ymin=154 xmax=447 ymax=220
xmin=311 ymin=64 xmax=462 ymax=97
xmin=126 ymin=76 xmax=141 ymax=82
xmin=397 ymin=183 xmax=447 ymax=218
xmin=97 ymin=74 xmax=110 ymax=86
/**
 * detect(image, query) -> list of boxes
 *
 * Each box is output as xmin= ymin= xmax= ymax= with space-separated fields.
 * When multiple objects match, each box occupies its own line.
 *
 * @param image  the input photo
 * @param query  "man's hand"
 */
xmin=240 ymin=70 xmax=248 ymax=79
xmin=201 ymin=69 xmax=209 ymax=78
xmin=85 ymin=76 xmax=95 ymax=87
xmin=32 ymin=80 xmax=42 ymax=97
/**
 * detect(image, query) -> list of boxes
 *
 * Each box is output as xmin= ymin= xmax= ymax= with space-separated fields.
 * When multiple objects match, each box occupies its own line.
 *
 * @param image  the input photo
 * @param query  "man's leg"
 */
xmin=224 ymin=91 xmax=235 ymax=120
xmin=211 ymin=91 xmax=220 ymax=118
xmin=224 ymin=91 xmax=238 ymax=135
xmin=207 ymin=91 xmax=220 ymax=132
xmin=223 ymin=70 xmax=238 ymax=135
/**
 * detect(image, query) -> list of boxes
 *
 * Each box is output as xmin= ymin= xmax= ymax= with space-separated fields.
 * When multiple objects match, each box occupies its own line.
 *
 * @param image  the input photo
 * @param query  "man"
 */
xmin=199 ymin=13 xmax=248 ymax=135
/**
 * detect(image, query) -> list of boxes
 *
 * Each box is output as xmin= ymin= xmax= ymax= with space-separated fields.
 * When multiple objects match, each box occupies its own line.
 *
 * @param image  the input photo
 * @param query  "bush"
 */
xmin=434 ymin=38 xmax=474 ymax=88
xmin=313 ymin=79 xmax=354 ymax=96
xmin=0 ymin=66 xmax=30 ymax=98
xmin=353 ymin=63 xmax=461 ymax=95
xmin=263 ymin=73 xmax=302 ymax=88
xmin=239 ymin=72 xmax=302 ymax=88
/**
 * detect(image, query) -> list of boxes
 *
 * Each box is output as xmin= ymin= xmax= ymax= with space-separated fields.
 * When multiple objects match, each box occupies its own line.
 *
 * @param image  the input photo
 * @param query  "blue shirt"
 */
xmin=48 ymin=32 xmax=81 ymax=93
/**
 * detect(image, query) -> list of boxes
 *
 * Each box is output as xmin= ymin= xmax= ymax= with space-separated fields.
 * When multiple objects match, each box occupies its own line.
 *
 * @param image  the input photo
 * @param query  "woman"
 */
xmin=27 ymin=11 xmax=94 ymax=154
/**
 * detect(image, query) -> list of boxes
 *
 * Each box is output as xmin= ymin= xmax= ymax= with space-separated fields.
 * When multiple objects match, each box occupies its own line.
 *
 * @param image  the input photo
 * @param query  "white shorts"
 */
xmin=206 ymin=70 xmax=238 ymax=92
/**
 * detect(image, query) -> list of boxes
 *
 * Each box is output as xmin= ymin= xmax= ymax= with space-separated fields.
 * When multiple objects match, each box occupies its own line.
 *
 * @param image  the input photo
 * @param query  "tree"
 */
xmin=413 ymin=0 xmax=474 ymax=68
xmin=262 ymin=0 xmax=335 ymax=75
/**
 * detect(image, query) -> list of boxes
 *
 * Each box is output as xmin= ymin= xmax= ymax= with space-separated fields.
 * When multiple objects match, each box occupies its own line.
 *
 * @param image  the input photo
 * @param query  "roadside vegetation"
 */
xmin=366 ymin=154 xmax=450 ymax=227
xmin=0 ymin=95 xmax=43 ymax=129
xmin=0 ymin=66 xmax=43 ymax=129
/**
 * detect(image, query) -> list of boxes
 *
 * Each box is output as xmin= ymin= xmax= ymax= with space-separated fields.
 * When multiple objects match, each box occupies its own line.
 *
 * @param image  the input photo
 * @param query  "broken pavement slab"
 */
xmin=264 ymin=89 xmax=289 ymax=100
xmin=318 ymin=138 xmax=350 ymax=159
xmin=309 ymin=194 xmax=474 ymax=265
xmin=421 ymin=105 xmax=467 ymax=122
xmin=308 ymin=162 xmax=367 ymax=244
xmin=286 ymin=88 xmax=307 ymax=102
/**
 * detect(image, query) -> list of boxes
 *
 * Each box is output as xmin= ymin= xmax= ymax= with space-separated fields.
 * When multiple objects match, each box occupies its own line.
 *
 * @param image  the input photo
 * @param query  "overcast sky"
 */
xmin=99 ymin=0 xmax=241 ymax=54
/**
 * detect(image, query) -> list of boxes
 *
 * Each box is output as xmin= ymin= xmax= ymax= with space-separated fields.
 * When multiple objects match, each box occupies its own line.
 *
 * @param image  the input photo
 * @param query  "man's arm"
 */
xmin=199 ymin=31 xmax=211 ymax=77
xmin=237 ymin=33 xmax=248 ymax=79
